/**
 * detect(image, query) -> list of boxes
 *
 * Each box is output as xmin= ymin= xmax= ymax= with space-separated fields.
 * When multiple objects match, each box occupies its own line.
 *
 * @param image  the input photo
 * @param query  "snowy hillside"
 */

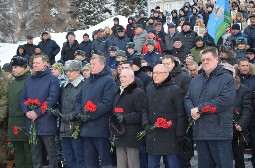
xmin=0 ymin=15 xmax=127 ymax=66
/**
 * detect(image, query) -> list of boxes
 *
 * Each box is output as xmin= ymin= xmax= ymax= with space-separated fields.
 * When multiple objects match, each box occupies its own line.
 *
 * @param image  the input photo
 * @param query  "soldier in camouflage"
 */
xmin=0 ymin=65 xmax=9 ymax=168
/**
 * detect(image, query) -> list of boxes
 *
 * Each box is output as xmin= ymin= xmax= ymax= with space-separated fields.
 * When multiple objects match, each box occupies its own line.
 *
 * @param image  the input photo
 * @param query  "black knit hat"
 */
xmin=173 ymin=37 xmax=182 ymax=43
xmin=131 ymin=56 xmax=142 ymax=68
xmin=195 ymin=36 xmax=203 ymax=43
xmin=232 ymin=24 xmax=240 ymax=30
xmin=117 ymin=25 xmax=125 ymax=31
xmin=108 ymin=46 xmax=119 ymax=52
xmin=10 ymin=56 xmax=28 ymax=68
xmin=148 ymin=29 xmax=156 ymax=34
xmin=113 ymin=17 xmax=119 ymax=21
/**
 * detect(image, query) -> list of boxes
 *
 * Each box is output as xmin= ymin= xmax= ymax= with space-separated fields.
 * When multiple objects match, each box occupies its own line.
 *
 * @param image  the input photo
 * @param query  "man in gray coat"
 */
xmin=133 ymin=24 xmax=148 ymax=54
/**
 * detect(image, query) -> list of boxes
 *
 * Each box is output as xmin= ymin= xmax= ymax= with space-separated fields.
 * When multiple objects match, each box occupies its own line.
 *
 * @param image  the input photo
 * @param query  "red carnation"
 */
xmin=114 ymin=107 xmax=124 ymax=113
xmin=211 ymin=106 xmax=217 ymax=113
xmin=84 ymin=100 xmax=97 ymax=112
xmin=13 ymin=126 xmax=19 ymax=136
xmin=234 ymin=107 xmax=238 ymax=113
xmin=41 ymin=101 xmax=48 ymax=115
xmin=205 ymin=105 xmax=211 ymax=111
xmin=156 ymin=118 xmax=166 ymax=128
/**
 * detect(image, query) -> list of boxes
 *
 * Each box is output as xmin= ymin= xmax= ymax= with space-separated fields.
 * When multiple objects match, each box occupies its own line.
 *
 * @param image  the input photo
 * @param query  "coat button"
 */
xmin=154 ymin=113 xmax=155 ymax=114
xmin=154 ymin=139 xmax=155 ymax=141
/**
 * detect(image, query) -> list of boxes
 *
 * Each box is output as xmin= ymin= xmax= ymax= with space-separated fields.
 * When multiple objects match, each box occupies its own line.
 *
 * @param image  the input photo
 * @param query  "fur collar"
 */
xmin=63 ymin=75 xmax=84 ymax=88
xmin=117 ymin=82 xmax=137 ymax=94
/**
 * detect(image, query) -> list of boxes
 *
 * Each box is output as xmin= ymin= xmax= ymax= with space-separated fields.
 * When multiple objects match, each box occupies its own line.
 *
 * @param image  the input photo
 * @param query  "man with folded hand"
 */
xmin=76 ymin=55 xmax=117 ymax=168
xmin=52 ymin=60 xmax=85 ymax=168
xmin=110 ymin=69 xmax=146 ymax=168
xmin=142 ymin=64 xmax=185 ymax=168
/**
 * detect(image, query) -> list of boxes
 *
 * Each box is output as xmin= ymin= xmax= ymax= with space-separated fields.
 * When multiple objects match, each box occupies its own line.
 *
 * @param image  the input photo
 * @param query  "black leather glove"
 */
xmin=62 ymin=114 xmax=73 ymax=122
xmin=177 ymin=136 xmax=185 ymax=144
xmin=144 ymin=124 xmax=153 ymax=134
xmin=51 ymin=109 xmax=61 ymax=117
xmin=76 ymin=114 xmax=89 ymax=123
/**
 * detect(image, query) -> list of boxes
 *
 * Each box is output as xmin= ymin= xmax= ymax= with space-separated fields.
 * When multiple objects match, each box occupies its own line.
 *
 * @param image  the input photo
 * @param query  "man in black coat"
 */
xmin=142 ymin=64 xmax=185 ymax=168
xmin=177 ymin=21 xmax=197 ymax=50
xmin=184 ymin=48 xmax=236 ymax=168
xmin=171 ymin=37 xmax=191 ymax=64
xmin=23 ymin=35 xmax=36 ymax=57
xmin=111 ymin=69 xmax=146 ymax=168
xmin=162 ymin=54 xmax=191 ymax=95
xmin=61 ymin=32 xmax=81 ymax=62
xmin=131 ymin=55 xmax=152 ymax=89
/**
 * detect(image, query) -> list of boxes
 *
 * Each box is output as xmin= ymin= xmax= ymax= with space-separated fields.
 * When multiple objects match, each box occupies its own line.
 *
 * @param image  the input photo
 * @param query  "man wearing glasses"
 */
xmin=111 ymin=25 xmax=130 ymax=52
xmin=143 ymin=64 xmax=185 ymax=168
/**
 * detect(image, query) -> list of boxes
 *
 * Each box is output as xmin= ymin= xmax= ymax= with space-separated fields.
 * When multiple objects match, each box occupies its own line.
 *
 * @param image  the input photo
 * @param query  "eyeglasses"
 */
xmin=152 ymin=71 xmax=167 ymax=75
xmin=118 ymin=31 xmax=124 ymax=33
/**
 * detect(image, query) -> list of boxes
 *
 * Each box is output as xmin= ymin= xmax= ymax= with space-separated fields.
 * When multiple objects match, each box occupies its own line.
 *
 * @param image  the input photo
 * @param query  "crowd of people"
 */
xmin=0 ymin=0 xmax=255 ymax=168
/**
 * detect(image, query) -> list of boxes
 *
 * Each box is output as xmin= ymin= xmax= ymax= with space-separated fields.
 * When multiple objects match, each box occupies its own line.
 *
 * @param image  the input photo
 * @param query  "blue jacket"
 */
xmin=111 ymin=35 xmax=130 ymax=51
xmin=106 ymin=57 xmax=118 ymax=70
xmin=37 ymin=39 xmax=60 ymax=65
xmin=77 ymin=67 xmax=117 ymax=138
xmin=236 ymin=49 xmax=246 ymax=59
xmin=143 ymin=51 xmax=161 ymax=68
xmin=184 ymin=65 xmax=236 ymax=140
xmin=91 ymin=37 xmax=111 ymax=56
xmin=21 ymin=68 xmax=60 ymax=135
xmin=80 ymin=40 xmax=92 ymax=60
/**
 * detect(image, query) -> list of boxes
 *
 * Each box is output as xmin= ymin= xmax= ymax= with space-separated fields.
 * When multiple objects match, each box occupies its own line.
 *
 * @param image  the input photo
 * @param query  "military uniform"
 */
xmin=0 ymin=70 xmax=9 ymax=167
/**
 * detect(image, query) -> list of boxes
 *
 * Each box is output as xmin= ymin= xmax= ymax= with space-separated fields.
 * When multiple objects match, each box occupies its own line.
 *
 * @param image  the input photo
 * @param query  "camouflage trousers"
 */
xmin=0 ymin=129 xmax=7 ymax=165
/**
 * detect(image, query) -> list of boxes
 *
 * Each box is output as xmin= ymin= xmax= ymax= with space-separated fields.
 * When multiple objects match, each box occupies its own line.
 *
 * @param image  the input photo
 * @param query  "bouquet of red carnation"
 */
xmin=41 ymin=101 xmax=62 ymax=116
xmin=137 ymin=118 xmax=173 ymax=140
xmin=114 ymin=107 xmax=124 ymax=123
xmin=24 ymin=98 xmax=42 ymax=145
xmin=72 ymin=100 xmax=97 ymax=139
xmin=186 ymin=105 xmax=217 ymax=134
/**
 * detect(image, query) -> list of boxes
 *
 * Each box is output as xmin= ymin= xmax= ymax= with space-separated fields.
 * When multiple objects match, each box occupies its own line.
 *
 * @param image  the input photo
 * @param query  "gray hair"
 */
xmin=188 ymin=61 xmax=198 ymax=68
xmin=90 ymin=55 xmax=106 ymax=65
xmin=121 ymin=69 xmax=134 ymax=77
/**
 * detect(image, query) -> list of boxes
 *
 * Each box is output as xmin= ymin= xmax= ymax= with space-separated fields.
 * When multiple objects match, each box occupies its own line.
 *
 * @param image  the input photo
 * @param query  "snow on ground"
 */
xmin=0 ymin=15 xmax=127 ymax=66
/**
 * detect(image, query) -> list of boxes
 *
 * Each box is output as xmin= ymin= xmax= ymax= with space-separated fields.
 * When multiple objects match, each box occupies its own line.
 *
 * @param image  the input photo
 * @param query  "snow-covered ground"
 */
xmin=0 ymin=15 xmax=127 ymax=66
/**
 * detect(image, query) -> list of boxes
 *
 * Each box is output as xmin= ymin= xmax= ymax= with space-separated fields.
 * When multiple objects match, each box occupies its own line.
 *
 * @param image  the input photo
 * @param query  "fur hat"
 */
xmin=146 ymin=39 xmax=155 ymax=46
xmin=109 ymin=115 xmax=125 ymax=136
xmin=108 ymin=46 xmax=119 ymax=52
xmin=82 ymin=63 xmax=91 ymax=71
xmin=10 ymin=56 xmax=28 ymax=68
xmin=64 ymin=60 xmax=82 ymax=71
xmin=115 ymin=50 xmax=126 ymax=57
xmin=91 ymin=50 xmax=102 ymax=56
xmin=236 ymin=37 xmax=247 ymax=45
xmin=126 ymin=42 xmax=135 ymax=49
xmin=2 ymin=63 xmax=12 ymax=73
xmin=74 ymin=50 xmax=85 ymax=57
xmin=51 ymin=63 xmax=64 ymax=74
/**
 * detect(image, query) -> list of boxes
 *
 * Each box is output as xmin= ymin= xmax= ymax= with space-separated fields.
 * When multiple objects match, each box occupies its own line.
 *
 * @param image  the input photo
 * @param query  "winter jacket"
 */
xmin=106 ymin=56 xmax=118 ymax=70
xmin=171 ymin=45 xmax=191 ymax=63
xmin=23 ymin=43 xmax=36 ymax=57
xmin=170 ymin=64 xmax=191 ymax=95
xmin=126 ymin=51 xmax=136 ymax=61
xmin=233 ymin=84 xmax=253 ymax=142
xmin=191 ymin=45 xmax=208 ymax=63
xmin=77 ymin=67 xmax=117 ymax=138
xmin=142 ymin=37 xmax=164 ymax=55
xmin=60 ymin=75 xmax=84 ymax=137
xmin=16 ymin=45 xmax=30 ymax=61
xmin=21 ymin=68 xmax=60 ymax=135
xmin=143 ymin=51 xmax=161 ymax=68
xmin=137 ymin=17 xmax=148 ymax=29
xmin=133 ymin=30 xmax=148 ymax=53
xmin=143 ymin=77 xmax=185 ymax=155
xmin=236 ymin=49 xmax=247 ymax=59
xmin=8 ymin=68 xmax=30 ymax=141
xmin=112 ymin=82 xmax=145 ymax=148
xmin=80 ymin=40 xmax=92 ymax=60
xmin=156 ymin=30 xmax=166 ymax=44
xmin=91 ymin=37 xmax=111 ymax=56
xmin=61 ymin=40 xmax=81 ymax=62
xmin=177 ymin=30 xmax=197 ymax=50
xmin=37 ymin=39 xmax=60 ymax=65
xmin=165 ymin=32 xmax=178 ymax=51
xmin=145 ymin=22 xmax=155 ymax=33
xmin=126 ymin=23 xmax=136 ymax=41
xmin=244 ymin=25 xmax=255 ymax=48
xmin=111 ymin=35 xmax=131 ymax=51
xmin=184 ymin=65 xmax=236 ymax=140
xmin=134 ymin=69 xmax=152 ymax=88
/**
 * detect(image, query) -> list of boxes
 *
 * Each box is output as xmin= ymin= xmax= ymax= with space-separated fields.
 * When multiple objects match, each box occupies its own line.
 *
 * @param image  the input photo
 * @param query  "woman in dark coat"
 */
xmin=111 ymin=69 xmax=145 ymax=168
